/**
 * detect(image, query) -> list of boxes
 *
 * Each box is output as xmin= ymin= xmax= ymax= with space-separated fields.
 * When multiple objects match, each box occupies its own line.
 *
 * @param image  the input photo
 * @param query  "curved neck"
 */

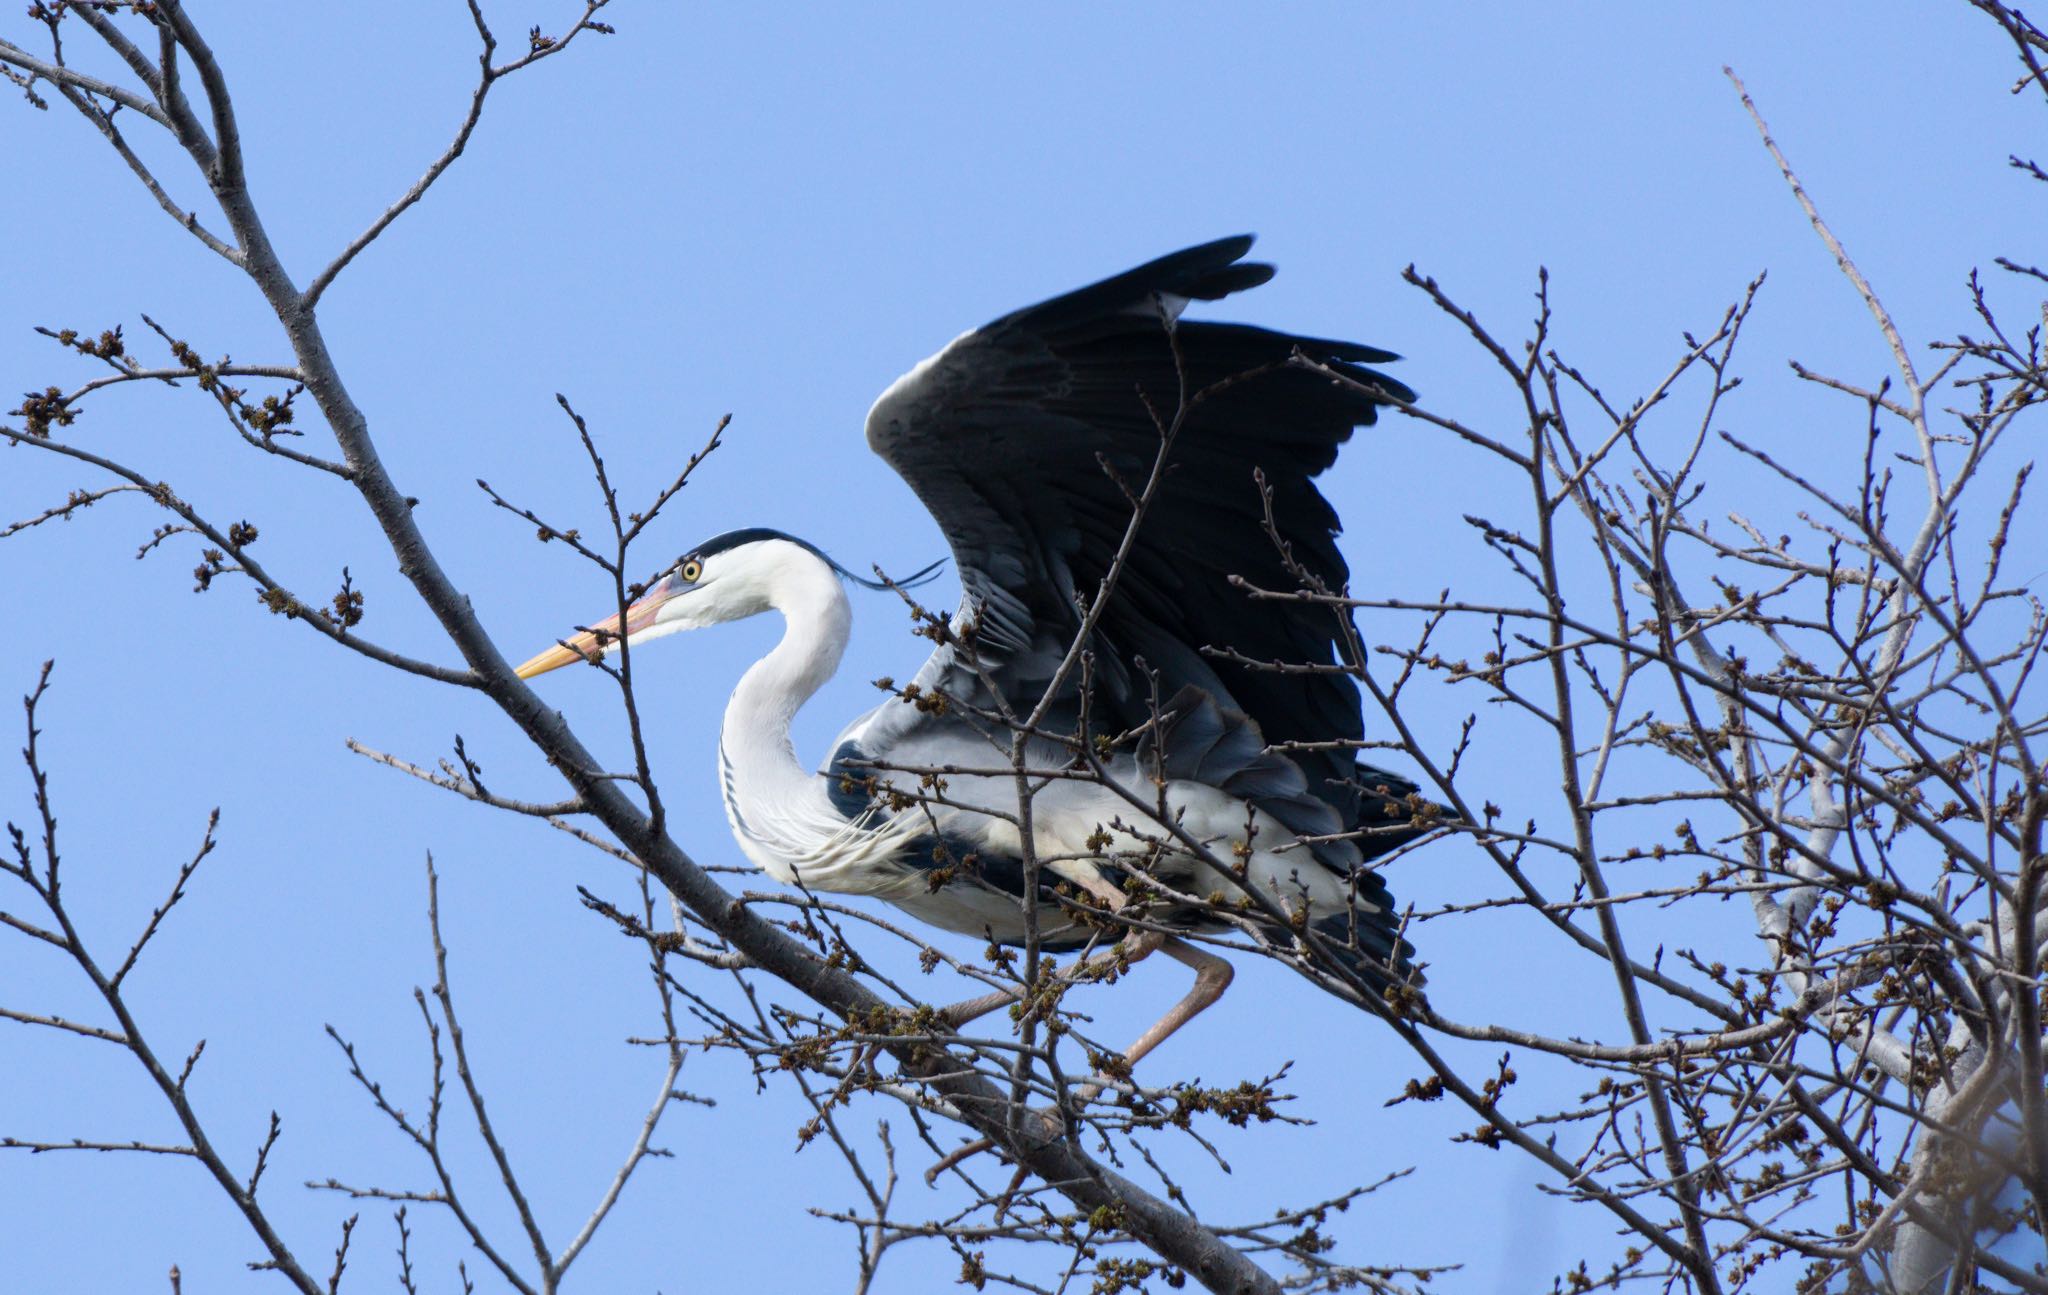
xmin=718 ymin=553 xmax=851 ymax=866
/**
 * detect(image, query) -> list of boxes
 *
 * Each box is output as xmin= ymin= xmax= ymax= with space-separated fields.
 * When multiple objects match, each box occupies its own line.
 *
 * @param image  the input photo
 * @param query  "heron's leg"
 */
xmin=937 ymin=985 xmax=1021 ymax=1029
xmin=1053 ymin=871 xmax=1240 ymax=1069
xmin=925 ymin=923 xmax=1232 ymax=1181
xmin=1062 ymin=874 xmax=1236 ymax=1068
xmin=936 ymin=935 xmax=1158 ymax=1029
xmin=1119 ymin=936 xmax=1233 ymax=1069
xmin=939 ymin=873 xmax=1230 ymax=1077
xmin=936 ymin=869 xmax=1154 ymax=1028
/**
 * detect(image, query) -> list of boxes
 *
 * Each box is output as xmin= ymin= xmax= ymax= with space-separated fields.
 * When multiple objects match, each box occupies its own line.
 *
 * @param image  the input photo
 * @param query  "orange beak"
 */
xmin=514 ymin=580 xmax=678 ymax=679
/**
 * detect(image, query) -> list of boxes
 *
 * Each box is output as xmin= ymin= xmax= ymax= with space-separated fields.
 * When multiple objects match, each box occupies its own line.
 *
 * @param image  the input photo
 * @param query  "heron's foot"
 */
xmin=933 ymin=934 xmax=1156 ymax=1030
xmin=922 ymin=1104 xmax=1070 ymax=1185
xmin=936 ymin=986 xmax=1022 ymax=1030
xmin=845 ymin=1039 xmax=888 ymax=1085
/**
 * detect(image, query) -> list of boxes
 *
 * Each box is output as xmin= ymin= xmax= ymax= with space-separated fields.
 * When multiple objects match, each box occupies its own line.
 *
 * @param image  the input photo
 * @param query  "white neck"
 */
xmin=717 ymin=551 xmax=853 ymax=882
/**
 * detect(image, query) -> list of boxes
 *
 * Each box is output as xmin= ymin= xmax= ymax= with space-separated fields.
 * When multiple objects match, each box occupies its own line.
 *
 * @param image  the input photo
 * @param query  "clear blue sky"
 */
xmin=3 ymin=3 xmax=2040 ymax=1291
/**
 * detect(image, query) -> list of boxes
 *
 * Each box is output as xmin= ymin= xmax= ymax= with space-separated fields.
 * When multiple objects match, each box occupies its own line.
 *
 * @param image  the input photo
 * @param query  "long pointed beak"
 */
xmin=514 ymin=582 xmax=676 ymax=679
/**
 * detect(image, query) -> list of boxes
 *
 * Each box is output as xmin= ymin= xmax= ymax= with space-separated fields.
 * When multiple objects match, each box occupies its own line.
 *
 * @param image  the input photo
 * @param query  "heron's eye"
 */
xmin=679 ymin=559 xmax=703 ymax=583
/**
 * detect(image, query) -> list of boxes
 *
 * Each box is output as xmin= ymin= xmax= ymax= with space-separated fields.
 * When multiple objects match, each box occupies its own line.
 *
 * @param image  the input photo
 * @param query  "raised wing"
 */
xmin=862 ymin=235 xmax=1411 ymax=840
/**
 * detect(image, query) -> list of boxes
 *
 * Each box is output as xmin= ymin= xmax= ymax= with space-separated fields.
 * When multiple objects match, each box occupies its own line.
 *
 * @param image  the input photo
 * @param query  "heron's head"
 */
xmin=514 ymin=530 xmax=831 ymax=679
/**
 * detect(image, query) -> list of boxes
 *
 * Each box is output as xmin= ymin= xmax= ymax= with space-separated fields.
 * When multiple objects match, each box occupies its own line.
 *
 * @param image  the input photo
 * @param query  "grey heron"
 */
xmin=516 ymin=236 xmax=1430 ymax=1066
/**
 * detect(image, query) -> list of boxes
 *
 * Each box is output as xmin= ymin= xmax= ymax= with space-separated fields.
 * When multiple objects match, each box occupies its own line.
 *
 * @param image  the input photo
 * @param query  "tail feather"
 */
xmin=1142 ymin=685 xmax=1437 ymax=993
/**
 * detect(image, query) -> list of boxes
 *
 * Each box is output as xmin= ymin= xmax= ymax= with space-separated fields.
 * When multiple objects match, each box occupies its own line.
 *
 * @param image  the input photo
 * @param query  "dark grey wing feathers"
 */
xmin=865 ymin=236 xmax=1411 ymax=852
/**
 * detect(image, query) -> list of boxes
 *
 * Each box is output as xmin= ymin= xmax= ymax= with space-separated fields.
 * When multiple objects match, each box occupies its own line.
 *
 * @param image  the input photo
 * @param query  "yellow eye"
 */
xmin=679 ymin=559 xmax=703 ymax=583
